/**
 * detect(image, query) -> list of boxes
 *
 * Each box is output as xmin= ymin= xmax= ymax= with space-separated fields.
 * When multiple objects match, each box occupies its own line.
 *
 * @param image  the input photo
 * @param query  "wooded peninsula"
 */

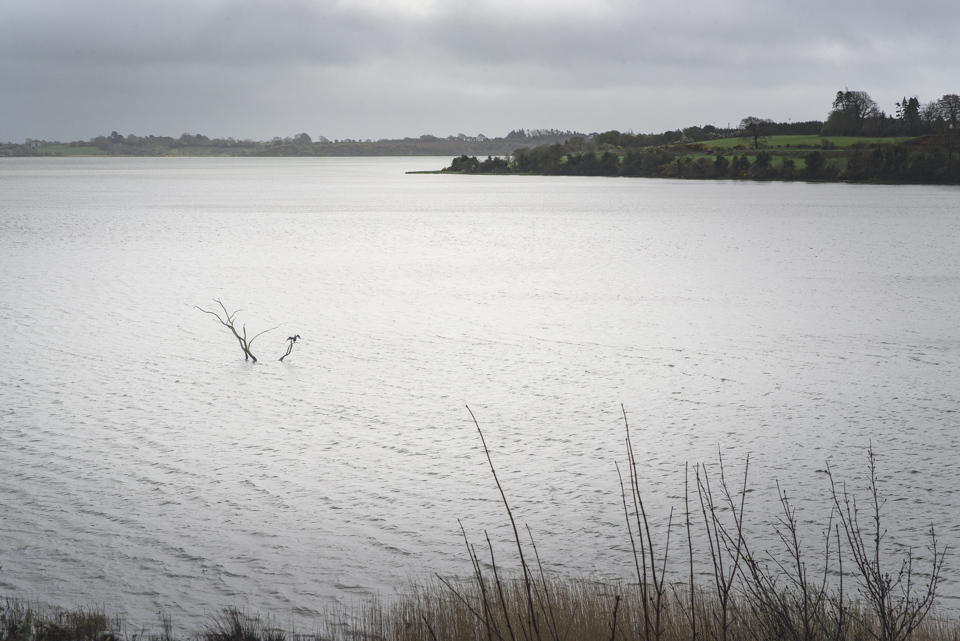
xmin=440 ymin=90 xmax=960 ymax=185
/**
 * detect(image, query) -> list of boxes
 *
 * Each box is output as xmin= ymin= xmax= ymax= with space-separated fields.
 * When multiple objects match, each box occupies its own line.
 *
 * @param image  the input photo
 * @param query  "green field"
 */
xmin=36 ymin=145 xmax=107 ymax=156
xmin=684 ymin=152 xmax=809 ymax=169
xmin=696 ymin=135 xmax=911 ymax=150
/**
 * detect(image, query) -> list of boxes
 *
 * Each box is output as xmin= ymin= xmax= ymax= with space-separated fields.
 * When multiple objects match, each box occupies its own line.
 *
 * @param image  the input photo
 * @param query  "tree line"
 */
xmin=824 ymin=90 xmax=960 ymax=137
xmin=1 ymin=129 xmax=584 ymax=158
xmin=443 ymin=88 xmax=960 ymax=184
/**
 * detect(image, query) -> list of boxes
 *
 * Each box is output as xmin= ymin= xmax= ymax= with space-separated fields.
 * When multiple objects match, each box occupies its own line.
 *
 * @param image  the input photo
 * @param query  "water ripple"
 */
xmin=1 ymin=158 xmax=958 ymax=628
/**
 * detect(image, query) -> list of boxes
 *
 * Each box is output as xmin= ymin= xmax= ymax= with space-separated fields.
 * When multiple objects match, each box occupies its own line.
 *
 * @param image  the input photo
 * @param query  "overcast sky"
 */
xmin=2 ymin=0 xmax=958 ymax=142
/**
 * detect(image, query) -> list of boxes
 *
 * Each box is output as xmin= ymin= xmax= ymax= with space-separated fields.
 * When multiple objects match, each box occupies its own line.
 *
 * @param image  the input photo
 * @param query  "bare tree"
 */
xmin=617 ymin=404 xmax=673 ymax=641
xmin=195 ymin=299 xmax=278 ymax=363
xmin=828 ymin=445 xmax=946 ymax=641
xmin=739 ymin=482 xmax=834 ymax=641
xmin=936 ymin=94 xmax=960 ymax=129
xmin=697 ymin=451 xmax=750 ymax=641
xmin=933 ymin=94 xmax=960 ymax=175
xmin=823 ymin=89 xmax=880 ymax=135
xmin=280 ymin=335 xmax=300 ymax=362
xmin=833 ymin=90 xmax=880 ymax=124
xmin=739 ymin=117 xmax=774 ymax=149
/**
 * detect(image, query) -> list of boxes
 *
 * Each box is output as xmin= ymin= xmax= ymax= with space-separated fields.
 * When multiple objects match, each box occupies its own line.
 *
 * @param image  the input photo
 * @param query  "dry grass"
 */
xmin=4 ymin=587 xmax=957 ymax=641
xmin=0 ymin=600 xmax=121 ymax=641
xmin=339 ymin=580 xmax=960 ymax=641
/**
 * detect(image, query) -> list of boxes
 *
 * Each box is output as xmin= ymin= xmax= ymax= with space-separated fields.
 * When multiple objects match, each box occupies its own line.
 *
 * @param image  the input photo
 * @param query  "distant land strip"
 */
xmin=0 ymin=129 xmax=581 ymax=158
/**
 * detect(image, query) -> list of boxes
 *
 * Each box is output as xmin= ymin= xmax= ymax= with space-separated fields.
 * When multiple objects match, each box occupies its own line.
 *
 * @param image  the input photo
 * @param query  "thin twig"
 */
xmin=467 ymin=405 xmax=541 ymax=641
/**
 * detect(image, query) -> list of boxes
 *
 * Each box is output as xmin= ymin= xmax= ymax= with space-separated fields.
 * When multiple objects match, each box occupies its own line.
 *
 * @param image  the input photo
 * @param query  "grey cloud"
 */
xmin=1 ymin=0 xmax=958 ymax=141
xmin=6 ymin=0 xmax=957 ymax=68
xmin=0 ymin=0 xmax=393 ymax=65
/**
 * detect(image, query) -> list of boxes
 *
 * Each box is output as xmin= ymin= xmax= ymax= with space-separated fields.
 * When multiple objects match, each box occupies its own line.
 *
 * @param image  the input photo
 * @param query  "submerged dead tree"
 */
xmin=280 ymin=334 xmax=300 ymax=362
xmin=195 ymin=299 xmax=278 ymax=363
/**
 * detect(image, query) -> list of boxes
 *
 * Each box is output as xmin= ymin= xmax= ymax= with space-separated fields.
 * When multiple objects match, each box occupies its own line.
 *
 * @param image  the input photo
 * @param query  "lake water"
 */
xmin=1 ymin=157 xmax=958 ymax=631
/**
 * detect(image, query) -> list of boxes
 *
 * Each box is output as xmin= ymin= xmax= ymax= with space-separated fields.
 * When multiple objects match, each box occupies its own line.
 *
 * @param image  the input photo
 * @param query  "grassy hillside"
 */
xmin=701 ymin=134 xmax=912 ymax=149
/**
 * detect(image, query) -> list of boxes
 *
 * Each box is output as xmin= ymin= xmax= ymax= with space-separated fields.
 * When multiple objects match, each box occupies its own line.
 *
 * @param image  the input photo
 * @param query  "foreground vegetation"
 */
xmin=1 ymin=409 xmax=953 ymax=641
xmin=2 ymin=586 xmax=957 ymax=641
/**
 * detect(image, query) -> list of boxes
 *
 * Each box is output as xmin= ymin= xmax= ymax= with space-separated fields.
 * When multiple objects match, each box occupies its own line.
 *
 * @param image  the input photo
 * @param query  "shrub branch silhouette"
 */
xmin=828 ymin=445 xmax=946 ymax=641
xmin=195 ymin=299 xmax=278 ymax=363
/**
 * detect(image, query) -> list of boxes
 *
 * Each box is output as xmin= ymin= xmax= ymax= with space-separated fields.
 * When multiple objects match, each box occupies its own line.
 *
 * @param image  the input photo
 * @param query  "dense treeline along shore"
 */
xmin=2 ymin=414 xmax=954 ymax=641
xmin=440 ymin=90 xmax=960 ymax=184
